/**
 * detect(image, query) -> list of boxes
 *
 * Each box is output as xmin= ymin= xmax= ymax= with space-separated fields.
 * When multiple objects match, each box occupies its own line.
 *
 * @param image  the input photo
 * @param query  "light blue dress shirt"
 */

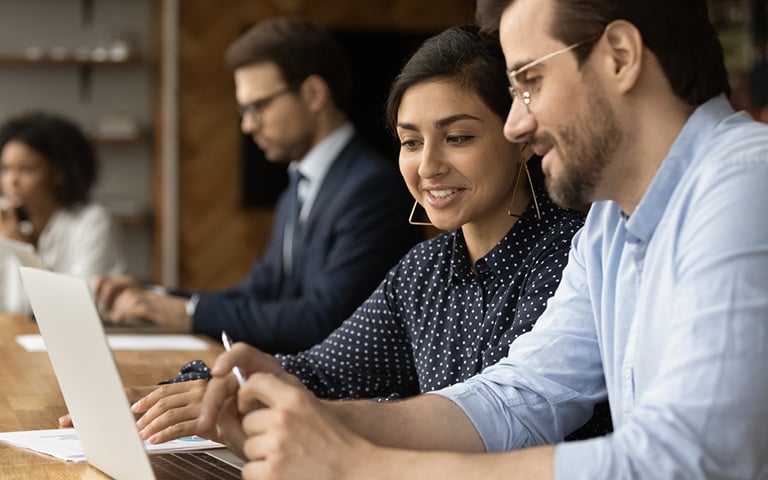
xmin=291 ymin=122 xmax=354 ymax=222
xmin=434 ymin=95 xmax=768 ymax=479
xmin=283 ymin=122 xmax=354 ymax=273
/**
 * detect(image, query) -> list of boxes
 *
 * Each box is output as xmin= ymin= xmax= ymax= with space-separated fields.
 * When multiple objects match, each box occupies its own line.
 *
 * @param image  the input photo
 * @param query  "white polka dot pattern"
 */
xmin=277 ymin=189 xmax=586 ymax=402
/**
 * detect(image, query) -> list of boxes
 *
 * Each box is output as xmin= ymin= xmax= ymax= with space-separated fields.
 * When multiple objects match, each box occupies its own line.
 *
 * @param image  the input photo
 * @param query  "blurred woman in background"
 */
xmin=0 ymin=111 xmax=126 ymax=313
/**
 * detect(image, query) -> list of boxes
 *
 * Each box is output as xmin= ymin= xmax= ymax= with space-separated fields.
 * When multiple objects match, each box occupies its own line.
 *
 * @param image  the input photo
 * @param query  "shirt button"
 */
xmin=466 ymin=347 xmax=473 ymax=358
xmin=623 ymin=368 xmax=632 ymax=379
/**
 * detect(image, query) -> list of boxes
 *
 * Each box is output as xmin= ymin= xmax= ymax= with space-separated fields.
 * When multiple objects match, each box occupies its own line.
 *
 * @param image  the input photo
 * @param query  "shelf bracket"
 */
xmin=81 ymin=0 xmax=94 ymax=27
xmin=78 ymin=64 xmax=93 ymax=101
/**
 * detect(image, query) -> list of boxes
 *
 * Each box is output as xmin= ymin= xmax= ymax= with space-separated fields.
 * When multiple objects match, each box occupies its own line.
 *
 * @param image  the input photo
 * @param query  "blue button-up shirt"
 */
xmin=435 ymin=95 xmax=768 ymax=479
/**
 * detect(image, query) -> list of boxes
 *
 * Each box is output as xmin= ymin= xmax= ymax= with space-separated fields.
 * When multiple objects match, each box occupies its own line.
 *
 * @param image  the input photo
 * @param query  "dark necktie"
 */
xmin=283 ymin=169 xmax=304 ymax=277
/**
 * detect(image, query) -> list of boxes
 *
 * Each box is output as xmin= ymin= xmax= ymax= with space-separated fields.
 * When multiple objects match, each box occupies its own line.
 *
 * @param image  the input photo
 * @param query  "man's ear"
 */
xmin=299 ymin=74 xmax=330 ymax=112
xmin=600 ymin=20 xmax=643 ymax=94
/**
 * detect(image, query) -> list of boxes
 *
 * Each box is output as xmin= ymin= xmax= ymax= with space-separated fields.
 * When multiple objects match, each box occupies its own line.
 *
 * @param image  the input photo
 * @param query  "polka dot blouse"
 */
xmin=276 ymin=188 xmax=585 ymax=400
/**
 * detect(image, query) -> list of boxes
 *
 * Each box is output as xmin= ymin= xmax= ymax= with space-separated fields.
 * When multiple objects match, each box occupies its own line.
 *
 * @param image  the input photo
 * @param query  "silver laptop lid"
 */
xmin=19 ymin=266 xmax=156 ymax=480
xmin=0 ymin=237 xmax=47 ymax=269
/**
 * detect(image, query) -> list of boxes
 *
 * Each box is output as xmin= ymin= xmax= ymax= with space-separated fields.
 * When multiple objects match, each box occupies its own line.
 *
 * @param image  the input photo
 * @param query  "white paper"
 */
xmin=0 ymin=428 xmax=226 ymax=463
xmin=16 ymin=334 xmax=209 ymax=352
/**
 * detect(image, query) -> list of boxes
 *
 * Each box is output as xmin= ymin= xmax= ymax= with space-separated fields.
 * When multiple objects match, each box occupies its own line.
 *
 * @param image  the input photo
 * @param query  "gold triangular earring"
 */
xmin=408 ymin=200 xmax=433 ymax=226
xmin=508 ymin=143 xmax=541 ymax=221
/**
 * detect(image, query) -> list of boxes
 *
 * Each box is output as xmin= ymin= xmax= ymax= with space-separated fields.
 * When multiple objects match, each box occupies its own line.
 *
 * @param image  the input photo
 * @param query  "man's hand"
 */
xmin=208 ymin=341 xmax=299 ymax=386
xmin=198 ymin=341 xmax=303 ymax=457
xmin=92 ymin=275 xmax=140 ymax=313
xmin=237 ymin=375 xmax=555 ymax=480
xmin=238 ymin=373 xmax=378 ymax=480
xmin=107 ymin=291 xmax=191 ymax=331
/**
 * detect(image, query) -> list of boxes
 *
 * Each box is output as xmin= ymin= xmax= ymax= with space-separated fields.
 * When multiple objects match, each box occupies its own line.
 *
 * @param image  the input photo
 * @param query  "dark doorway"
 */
xmin=240 ymin=28 xmax=435 ymax=207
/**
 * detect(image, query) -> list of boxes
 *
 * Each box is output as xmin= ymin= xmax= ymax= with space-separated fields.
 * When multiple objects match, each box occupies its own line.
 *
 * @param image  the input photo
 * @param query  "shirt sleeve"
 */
xmin=433 ymin=227 xmax=607 ymax=449
xmin=59 ymin=205 xmax=126 ymax=279
xmin=439 ymin=158 xmax=768 ymax=478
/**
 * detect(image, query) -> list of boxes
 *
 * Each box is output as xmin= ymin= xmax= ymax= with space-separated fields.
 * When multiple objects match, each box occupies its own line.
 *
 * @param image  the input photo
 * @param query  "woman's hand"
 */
xmin=0 ymin=202 xmax=30 ymax=241
xmin=131 ymin=380 xmax=215 ymax=443
xmin=58 ymin=385 xmax=156 ymax=428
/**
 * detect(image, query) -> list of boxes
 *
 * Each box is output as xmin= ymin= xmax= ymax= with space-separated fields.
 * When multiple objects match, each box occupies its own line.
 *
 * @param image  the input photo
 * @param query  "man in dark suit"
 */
xmin=94 ymin=17 xmax=421 ymax=354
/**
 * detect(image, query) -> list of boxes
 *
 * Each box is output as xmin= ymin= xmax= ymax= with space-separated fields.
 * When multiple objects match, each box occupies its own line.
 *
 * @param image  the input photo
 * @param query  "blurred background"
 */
xmin=0 ymin=0 xmax=765 ymax=291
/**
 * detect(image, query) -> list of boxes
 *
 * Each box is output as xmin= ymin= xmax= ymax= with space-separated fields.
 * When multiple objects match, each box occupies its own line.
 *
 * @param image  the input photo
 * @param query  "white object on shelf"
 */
xmin=95 ymin=114 xmax=140 ymax=139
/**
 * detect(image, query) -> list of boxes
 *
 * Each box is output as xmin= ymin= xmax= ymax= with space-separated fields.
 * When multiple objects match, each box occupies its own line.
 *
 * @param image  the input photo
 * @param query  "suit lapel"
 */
xmin=286 ymin=136 xmax=360 ymax=289
xmin=298 ymin=136 xmax=360 ymax=240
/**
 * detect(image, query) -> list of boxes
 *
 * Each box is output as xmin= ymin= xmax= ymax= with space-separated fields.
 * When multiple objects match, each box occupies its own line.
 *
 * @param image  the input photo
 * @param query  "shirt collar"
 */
xmin=448 ymin=229 xmax=473 ymax=281
xmin=449 ymin=189 xmax=560 ymax=281
xmin=290 ymin=122 xmax=355 ymax=187
xmin=624 ymin=94 xmax=734 ymax=243
xmin=449 ymin=226 xmax=517 ymax=282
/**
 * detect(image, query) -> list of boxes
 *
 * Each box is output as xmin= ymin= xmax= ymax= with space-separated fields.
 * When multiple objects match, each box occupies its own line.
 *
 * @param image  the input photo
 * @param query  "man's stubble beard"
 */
xmin=544 ymin=85 xmax=622 ymax=209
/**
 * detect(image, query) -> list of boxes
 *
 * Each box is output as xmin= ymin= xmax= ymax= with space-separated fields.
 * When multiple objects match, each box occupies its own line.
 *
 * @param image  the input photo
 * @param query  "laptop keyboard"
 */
xmin=151 ymin=451 xmax=242 ymax=479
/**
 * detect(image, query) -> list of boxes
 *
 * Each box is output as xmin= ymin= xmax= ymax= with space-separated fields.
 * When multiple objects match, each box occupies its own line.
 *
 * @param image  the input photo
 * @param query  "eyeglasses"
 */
xmin=237 ymin=86 xmax=293 ymax=121
xmin=507 ymin=36 xmax=599 ymax=113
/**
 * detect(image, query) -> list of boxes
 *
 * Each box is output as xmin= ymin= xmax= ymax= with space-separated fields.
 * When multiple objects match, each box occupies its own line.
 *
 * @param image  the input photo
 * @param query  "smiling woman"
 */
xmin=115 ymin=24 xmax=608 ymax=447
xmin=394 ymin=82 xmax=530 ymax=258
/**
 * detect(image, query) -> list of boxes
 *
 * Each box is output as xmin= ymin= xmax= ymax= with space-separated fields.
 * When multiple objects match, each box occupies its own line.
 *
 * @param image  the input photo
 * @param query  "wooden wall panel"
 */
xmin=170 ymin=0 xmax=473 ymax=290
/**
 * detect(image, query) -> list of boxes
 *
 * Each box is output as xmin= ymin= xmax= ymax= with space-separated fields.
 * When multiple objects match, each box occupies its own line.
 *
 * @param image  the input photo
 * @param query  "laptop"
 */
xmin=18 ymin=266 xmax=243 ymax=479
xmin=0 ymin=237 xmax=46 ymax=314
xmin=0 ymin=237 xmax=167 ymax=333
xmin=0 ymin=237 xmax=47 ymax=269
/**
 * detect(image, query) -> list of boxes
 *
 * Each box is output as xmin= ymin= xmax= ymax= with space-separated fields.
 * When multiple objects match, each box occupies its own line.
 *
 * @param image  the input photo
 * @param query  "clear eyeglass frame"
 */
xmin=236 ymin=85 xmax=293 ymax=122
xmin=507 ymin=35 xmax=600 ymax=113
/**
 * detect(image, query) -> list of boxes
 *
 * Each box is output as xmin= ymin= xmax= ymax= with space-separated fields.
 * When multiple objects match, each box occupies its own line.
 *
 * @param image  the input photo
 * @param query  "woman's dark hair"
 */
xmin=385 ymin=24 xmax=544 ymax=188
xmin=385 ymin=24 xmax=511 ymax=133
xmin=0 ymin=111 xmax=98 ymax=208
xmin=225 ymin=16 xmax=352 ymax=113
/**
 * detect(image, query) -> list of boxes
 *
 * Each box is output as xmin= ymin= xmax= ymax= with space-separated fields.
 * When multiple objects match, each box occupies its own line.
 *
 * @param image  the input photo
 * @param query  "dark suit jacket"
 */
xmin=192 ymin=135 xmax=422 ymax=353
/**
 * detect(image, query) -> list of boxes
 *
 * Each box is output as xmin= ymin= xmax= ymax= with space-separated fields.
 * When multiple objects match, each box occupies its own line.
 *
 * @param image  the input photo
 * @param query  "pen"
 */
xmin=220 ymin=330 xmax=246 ymax=387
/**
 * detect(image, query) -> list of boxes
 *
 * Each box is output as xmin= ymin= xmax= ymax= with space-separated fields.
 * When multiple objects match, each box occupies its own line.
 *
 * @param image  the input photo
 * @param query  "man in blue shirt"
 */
xmin=198 ymin=2 xmax=768 ymax=478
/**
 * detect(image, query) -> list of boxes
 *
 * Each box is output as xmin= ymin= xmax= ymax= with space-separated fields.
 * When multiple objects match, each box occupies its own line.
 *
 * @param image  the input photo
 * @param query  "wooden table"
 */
xmin=0 ymin=313 xmax=223 ymax=479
